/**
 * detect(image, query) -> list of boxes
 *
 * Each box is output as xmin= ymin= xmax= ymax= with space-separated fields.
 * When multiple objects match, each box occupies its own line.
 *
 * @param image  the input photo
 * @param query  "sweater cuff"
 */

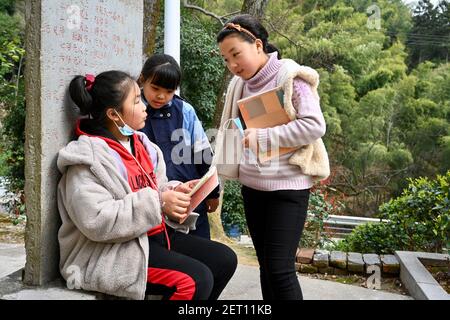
xmin=257 ymin=128 xmax=271 ymax=153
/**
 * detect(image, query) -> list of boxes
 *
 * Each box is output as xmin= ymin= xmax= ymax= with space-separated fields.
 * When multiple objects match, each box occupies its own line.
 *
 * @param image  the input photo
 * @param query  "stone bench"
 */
xmin=0 ymin=269 xmax=162 ymax=300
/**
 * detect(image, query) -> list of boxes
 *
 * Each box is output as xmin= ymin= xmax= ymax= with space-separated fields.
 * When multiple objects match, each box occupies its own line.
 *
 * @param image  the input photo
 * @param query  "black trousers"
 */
xmin=241 ymin=185 xmax=310 ymax=300
xmin=145 ymin=228 xmax=237 ymax=300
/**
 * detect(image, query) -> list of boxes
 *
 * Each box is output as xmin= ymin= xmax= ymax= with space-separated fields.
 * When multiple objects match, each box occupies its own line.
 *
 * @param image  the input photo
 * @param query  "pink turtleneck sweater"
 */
xmin=238 ymin=52 xmax=326 ymax=191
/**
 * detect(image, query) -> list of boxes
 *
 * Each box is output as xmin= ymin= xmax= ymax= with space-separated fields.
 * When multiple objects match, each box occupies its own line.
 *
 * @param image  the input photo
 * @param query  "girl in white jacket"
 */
xmin=57 ymin=70 xmax=237 ymax=300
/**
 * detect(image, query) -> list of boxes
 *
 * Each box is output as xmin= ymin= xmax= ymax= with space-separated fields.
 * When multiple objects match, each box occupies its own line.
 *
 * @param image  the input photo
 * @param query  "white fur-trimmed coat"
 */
xmin=213 ymin=59 xmax=330 ymax=181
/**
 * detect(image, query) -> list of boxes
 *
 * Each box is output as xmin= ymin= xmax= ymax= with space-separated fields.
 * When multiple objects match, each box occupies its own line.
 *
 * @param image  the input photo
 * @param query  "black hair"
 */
xmin=69 ymin=70 xmax=135 ymax=124
xmin=139 ymin=54 xmax=181 ymax=90
xmin=216 ymin=14 xmax=281 ymax=59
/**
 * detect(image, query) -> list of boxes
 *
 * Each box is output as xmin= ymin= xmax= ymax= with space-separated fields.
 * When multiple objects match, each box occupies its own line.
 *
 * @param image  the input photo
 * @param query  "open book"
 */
xmin=237 ymin=86 xmax=298 ymax=162
xmin=179 ymin=166 xmax=219 ymax=224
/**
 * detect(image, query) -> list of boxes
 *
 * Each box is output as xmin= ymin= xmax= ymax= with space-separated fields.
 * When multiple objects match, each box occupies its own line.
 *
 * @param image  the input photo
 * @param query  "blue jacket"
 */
xmin=140 ymin=95 xmax=219 ymax=200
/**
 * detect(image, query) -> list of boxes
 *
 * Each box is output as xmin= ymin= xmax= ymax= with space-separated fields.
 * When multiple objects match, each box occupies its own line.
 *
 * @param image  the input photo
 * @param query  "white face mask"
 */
xmin=113 ymin=110 xmax=135 ymax=136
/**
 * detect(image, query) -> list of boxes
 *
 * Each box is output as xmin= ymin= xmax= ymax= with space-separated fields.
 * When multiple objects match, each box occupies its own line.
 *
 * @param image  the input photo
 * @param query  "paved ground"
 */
xmin=220 ymin=264 xmax=412 ymax=300
xmin=0 ymin=243 xmax=412 ymax=300
xmin=0 ymin=243 xmax=25 ymax=279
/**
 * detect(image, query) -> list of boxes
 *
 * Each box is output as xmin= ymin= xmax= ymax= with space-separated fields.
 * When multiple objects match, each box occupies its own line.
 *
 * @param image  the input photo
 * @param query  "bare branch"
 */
xmin=222 ymin=11 xmax=241 ymax=19
xmin=182 ymin=1 xmax=239 ymax=26
xmin=264 ymin=19 xmax=301 ymax=48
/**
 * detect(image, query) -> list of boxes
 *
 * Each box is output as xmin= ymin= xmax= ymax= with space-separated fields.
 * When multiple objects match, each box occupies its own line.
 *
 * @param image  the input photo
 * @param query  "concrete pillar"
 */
xmin=164 ymin=0 xmax=180 ymax=65
xmin=23 ymin=0 xmax=144 ymax=285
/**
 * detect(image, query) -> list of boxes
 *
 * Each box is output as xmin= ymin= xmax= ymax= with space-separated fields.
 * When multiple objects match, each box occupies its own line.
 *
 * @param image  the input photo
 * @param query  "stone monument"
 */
xmin=24 ymin=0 xmax=143 ymax=286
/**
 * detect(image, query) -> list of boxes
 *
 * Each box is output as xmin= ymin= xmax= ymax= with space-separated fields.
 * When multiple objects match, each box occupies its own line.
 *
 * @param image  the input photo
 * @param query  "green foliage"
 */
xmin=0 ymin=9 xmax=25 ymax=192
xmin=0 ymin=0 xmax=15 ymax=15
xmin=300 ymin=189 xmax=333 ymax=249
xmin=407 ymin=0 xmax=450 ymax=68
xmin=379 ymin=171 xmax=450 ymax=251
xmin=179 ymin=12 xmax=224 ymax=127
xmin=220 ymin=180 xmax=247 ymax=234
xmin=333 ymin=172 xmax=450 ymax=254
xmin=153 ymin=10 xmax=225 ymax=128
xmin=332 ymin=221 xmax=408 ymax=254
xmin=263 ymin=0 xmax=448 ymax=215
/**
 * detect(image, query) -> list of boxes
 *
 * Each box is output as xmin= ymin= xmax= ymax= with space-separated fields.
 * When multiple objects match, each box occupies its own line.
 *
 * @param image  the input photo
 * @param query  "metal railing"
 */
xmin=307 ymin=214 xmax=389 ymax=239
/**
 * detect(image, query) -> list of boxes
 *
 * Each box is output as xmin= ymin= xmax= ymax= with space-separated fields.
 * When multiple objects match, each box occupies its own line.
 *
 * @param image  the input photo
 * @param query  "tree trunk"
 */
xmin=143 ymin=0 xmax=163 ymax=58
xmin=241 ymin=0 xmax=270 ymax=19
xmin=208 ymin=191 xmax=232 ymax=243
xmin=209 ymin=0 xmax=270 ymax=241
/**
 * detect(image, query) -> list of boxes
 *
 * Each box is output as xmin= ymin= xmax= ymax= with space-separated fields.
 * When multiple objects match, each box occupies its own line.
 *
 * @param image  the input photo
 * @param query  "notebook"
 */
xmin=179 ymin=166 xmax=219 ymax=224
xmin=237 ymin=86 xmax=298 ymax=162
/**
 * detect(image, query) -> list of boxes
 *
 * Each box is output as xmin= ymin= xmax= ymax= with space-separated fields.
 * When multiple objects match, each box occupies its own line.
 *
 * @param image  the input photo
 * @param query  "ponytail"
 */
xmin=69 ymin=75 xmax=94 ymax=116
xmin=68 ymin=71 xmax=134 ymax=124
xmin=265 ymin=43 xmax=282 ymax=59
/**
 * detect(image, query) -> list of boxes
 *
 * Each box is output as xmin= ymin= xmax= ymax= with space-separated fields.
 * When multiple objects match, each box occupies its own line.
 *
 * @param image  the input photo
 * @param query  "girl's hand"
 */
xmin=161 ymin=190 xmax=191 ymax=222
xmin=174 ymin=180 xmax=199 ymax=194
xmin=243 ymin=128 xmax=259 ymax=153
xmin=206 ymin=198 xmax=220 ymax=213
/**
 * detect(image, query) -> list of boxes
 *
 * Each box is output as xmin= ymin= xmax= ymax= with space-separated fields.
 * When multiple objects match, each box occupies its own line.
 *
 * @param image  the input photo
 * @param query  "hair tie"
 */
xmin=223 ymin=23 xmax=257 ymax=40
xmin=85 ymin=74 xmax=96 ymax=91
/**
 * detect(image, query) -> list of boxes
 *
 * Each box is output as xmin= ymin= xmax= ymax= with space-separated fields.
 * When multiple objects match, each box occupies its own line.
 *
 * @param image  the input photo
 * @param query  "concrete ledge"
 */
xmin=395 ymin=251 xmax=449 ymax=300
xmin=0 ymin=269 xmax=97 ymax=300
xmin=0 ymin=268 xmax=164 ymax=300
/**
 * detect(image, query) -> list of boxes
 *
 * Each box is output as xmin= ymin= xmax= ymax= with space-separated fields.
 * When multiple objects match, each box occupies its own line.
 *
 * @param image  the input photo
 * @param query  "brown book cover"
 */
xmin=237 ymin=86 xmax=298 ymax=162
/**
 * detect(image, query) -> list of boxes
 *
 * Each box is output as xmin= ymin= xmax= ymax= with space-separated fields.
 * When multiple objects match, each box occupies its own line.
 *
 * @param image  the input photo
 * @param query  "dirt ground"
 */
xmin=425 ymin=265 xmax=450 ymax=294
xmin=0 ymin=213 xmax=25 ymax=244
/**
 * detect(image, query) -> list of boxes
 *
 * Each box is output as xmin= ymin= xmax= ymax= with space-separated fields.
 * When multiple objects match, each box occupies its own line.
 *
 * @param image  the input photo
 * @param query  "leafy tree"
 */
xmin=407 ymin=0 xmax=450 ymax=67
xmin=0 ymin=0 xmax=15 ymax=15
xmin=153 ymin=7 xmax=224 ymax=128
xmin=179 ymin=13 xmax=223 ymax=127
xmin=262 ymin=0 xmax=448 ymax=215
xmin=0 ymin=7 xmax=25 ymax=191
xmin=335 ymin=171 xmax=450 ymax=254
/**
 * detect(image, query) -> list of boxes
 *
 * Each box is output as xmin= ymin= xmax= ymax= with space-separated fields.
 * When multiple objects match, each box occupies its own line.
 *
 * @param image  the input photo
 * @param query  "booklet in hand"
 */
xmin=179 ymin=166 xmax=219 ymax=224
xmin=237 ymin=86 xmax=298 ymax=162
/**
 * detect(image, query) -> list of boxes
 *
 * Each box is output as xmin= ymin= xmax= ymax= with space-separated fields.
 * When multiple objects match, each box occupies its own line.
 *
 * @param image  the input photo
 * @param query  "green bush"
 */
xmin=333 ymin=171 xmax=450 ymax=254
xmin=220 ymin=180 xmax=247 ymax=235
xmin=300 ymin=189 xmax=333 ymax=249
xmin=332 ymin=222 xmax=409 ymax=254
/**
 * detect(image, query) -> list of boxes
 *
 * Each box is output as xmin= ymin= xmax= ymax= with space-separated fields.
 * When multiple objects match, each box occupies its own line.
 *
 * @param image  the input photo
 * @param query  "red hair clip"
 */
xmin=85 ymin=74 xmax=96 ymax=91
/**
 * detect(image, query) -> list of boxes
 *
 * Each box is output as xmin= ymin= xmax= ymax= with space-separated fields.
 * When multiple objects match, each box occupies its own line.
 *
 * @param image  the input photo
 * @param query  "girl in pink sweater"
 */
xmin=217 ymin=14 xmax=327 ymax=300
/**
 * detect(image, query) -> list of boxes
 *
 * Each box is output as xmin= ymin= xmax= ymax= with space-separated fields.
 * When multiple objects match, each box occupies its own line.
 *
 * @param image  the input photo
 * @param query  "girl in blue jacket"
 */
xmin=139 ymin=54 xmax=220 ymax=239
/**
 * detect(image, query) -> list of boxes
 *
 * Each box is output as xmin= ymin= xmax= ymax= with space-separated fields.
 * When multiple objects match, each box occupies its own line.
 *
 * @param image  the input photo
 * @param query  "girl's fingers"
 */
xmin=173 ymin=206 xmax=188 ymax=215
xmin=175 ymin=200 xmax=190 ymax=208
xmin=175 ymin=183 xmax=191 ymax=194
xmin=176 ymin=192 xmax=191 ymax=202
